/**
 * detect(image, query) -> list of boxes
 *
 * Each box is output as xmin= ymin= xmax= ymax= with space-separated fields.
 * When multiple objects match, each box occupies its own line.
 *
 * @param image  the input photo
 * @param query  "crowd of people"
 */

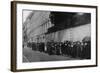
xmin=27 ymin=40 xmax=91 ymax=59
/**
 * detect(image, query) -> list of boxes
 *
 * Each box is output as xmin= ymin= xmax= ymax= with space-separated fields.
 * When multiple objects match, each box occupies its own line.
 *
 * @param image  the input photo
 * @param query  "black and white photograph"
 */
xmin=23 ymin=10 xmax=91 ymax=62
xmin=11 ymin=1 xmax=97 ymax=71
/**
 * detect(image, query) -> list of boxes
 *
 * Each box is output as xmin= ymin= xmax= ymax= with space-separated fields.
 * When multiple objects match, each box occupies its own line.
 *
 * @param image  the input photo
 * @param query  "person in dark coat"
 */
xmin=79 ymin=42 xmax=84 ymax=59
xmin=32 ymin=42 xmax=36 ymax=51
xmin=61 ymin=42 xmax=66 ymax=56
xmin=72 ymin=42 xmax=77 ymax=58
xmin=77 ymin=42 xmax=82 ymax=58
xmin=39 ymin=42 xmax=45 ymax=52
xmin=64 ymin=41 xmax=70 ymax=56
xmin=46 ymin=42 xmax=51 ymax=55
xmin=56 ymin=43 xmax=61 ymax=55
xmin=84 ymin=41 xmax=91 ymax=59
xmin=67 ymin=42 xmax=71 ymax=56
xmin=81 ymin=42 xmax=89 ymax=59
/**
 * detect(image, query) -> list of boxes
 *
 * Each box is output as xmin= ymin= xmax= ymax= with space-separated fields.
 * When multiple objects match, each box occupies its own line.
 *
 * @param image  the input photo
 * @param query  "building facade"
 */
xmin=23 ymin=10 xmax=91 ymax=44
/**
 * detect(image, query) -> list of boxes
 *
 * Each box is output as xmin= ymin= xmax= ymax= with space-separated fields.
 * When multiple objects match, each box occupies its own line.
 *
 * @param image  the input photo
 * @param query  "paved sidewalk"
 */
xmin=23 ymin=47 xmax=79 ymax=62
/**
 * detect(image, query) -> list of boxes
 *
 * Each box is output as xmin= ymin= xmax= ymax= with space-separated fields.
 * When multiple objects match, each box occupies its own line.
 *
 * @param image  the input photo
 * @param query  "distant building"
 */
xmin=23 ymin=11 xmax=53 ymax=43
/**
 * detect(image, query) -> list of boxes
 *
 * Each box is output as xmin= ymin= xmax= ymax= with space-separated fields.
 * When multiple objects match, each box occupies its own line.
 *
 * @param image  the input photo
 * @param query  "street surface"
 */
xmin=23 ymin=47 xmax=79 ymax=62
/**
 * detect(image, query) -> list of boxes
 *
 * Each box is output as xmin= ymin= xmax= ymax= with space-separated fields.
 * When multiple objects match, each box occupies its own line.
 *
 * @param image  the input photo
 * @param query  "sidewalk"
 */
xmin=23 ymin=47 xmax=79 ymax=62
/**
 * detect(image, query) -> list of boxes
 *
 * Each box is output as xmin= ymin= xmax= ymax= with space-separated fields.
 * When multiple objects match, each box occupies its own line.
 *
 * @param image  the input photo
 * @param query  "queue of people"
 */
xmin=27 ymin=40 xmax=91 ymax=59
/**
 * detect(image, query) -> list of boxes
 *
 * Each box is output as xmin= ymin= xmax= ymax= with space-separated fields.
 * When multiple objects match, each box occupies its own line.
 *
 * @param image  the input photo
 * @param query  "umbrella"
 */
xmin=82 ymin=36 xmax=91 ymax=42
